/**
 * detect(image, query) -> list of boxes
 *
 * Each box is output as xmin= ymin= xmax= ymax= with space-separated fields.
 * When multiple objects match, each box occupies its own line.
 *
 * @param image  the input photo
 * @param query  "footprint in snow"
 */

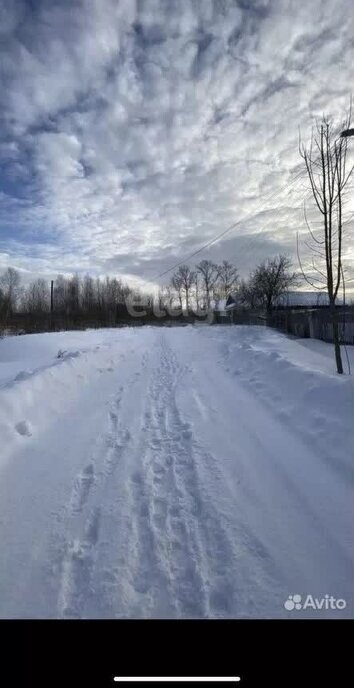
xmin=15 ymin=420 xmax=32 ymax=437
xmin=70 ymin=463 xmax=95 ymax=513
xmin=84 ymin=507 xmax=101 ymax=545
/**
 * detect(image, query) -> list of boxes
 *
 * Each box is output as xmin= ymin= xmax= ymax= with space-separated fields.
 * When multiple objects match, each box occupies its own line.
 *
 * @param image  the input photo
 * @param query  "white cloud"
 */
xmin=0 ymin=0 xmax=354 ymax=291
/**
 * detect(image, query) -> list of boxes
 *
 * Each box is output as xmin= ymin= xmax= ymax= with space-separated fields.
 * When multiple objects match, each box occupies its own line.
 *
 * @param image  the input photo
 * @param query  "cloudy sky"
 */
xmin=1 ymin=0 xmax=354 ymax=291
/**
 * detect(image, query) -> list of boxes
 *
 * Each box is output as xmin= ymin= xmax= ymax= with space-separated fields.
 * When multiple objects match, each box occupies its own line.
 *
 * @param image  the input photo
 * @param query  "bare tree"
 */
xmin=251 ymin=255 xmax=297 ymax=314
xmin=175 ymin=264 xmax=196 ymax=313
xmin=193 ymin=272 xmax=201 ymax=313
xmin=67 ymin=274 xmax=81 ymax=317
xmin=81 ymin=274 xmax=96 ymax=314
xmin=0 ymin=267 xmax=21 ymax=322
xmin=237 ymin=278 xmax=261 ymax=309
xmin=53 ymin=274 xmax=67 ymax=313
xmin=22 ymin=279 xmax=50 ymax=313
xmin=217 ymin=260 xmax=239 ymax=298
xmin=170 ymin=273 xmax=184 ymax=311
xmin=196 ymin=259 xmax=218 ymax=309
xmin=157 ymin=285 xmax=174 ymax=315
xmin=299 ymin=109 xmax=354 ymax=374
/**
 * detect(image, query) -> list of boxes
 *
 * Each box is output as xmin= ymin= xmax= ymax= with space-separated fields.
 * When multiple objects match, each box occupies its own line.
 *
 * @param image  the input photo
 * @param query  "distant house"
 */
xmin=211 ymin=298 xmax=230 ymax=323
xmin=274 ymin=291 xmax=332 ymax=309
xmin=225 ymin=292 xmax=242 ymax=311
xmin=225 ymin=292 xmax=253 ymax=325
xmin=225 ymin=290 xmax=342 ymax=312
xmin=212 ymin=298 xmax=227 ymax=313
xmin=224 ymin=289 xmax=351 ymax=342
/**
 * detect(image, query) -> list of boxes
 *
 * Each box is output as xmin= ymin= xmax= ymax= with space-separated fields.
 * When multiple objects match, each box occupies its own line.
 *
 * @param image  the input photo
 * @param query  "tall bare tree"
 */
xmin=217 ymin=260 xmax=239 ymax=298
xmin=196 ymin=259 xmax=218 ymax=309
xmin=0 ymin=267 xmax=21 ymax=322
xmin=191 ymin=272 xmax=202 ymax=314
xmin=250 ymin=255 xmax=297 ymax=313
xmin=81 ymin=274 xmax=96 ymax=313
xmin=175 ymin=264 xmax=196 ymax=313
xmin=238 ymin=278 xmax=260 ymax=309
xmin=22 ymin=278 xmax=50 ymax=313
xmin=299 ymin=109 xmax=354 ymax=374
xmin=170 ymin=273 xmax=184 ymax=310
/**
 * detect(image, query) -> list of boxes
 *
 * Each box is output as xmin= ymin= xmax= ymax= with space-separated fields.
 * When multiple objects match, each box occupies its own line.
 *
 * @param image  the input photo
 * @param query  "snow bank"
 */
xmin=203 ymin=326 xmax=354 ymax=481
xmin=0 ymin=328 xmax=139 ymax=469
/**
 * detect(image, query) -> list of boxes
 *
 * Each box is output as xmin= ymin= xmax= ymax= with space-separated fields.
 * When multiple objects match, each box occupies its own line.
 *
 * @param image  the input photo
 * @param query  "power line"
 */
xmin=152 ymin=166 xmax=307 ymax=282
xmin=154 ymin=219 xmax=246 ymax=280
xmin=151 ymin=122 xmax=351 ymax=283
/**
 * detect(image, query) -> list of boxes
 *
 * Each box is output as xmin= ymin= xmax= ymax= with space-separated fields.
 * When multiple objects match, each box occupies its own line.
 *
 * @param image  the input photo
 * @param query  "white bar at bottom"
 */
xmin=113 ymin=678 xmax=241 ymax=683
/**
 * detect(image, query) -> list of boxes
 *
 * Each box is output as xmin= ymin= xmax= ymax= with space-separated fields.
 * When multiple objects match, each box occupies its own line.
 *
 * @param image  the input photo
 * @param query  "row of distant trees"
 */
xmin=0 ymin=269 xmax=135 ymax=329
xmin=0 ymin=254 xmax=298 ymax=334
xmin=165 ymin=255 xmax=297 ymax=314
xmin=160 ymin=259 xmax=239 ymax=313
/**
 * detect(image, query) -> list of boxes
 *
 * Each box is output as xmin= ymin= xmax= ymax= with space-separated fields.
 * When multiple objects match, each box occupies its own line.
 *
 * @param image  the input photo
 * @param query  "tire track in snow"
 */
xmin=146 ymin=337 xmax=209 ymax=617
xmin=56 ymin=382 xmax=133 ymax=618
xmin=69 ymin=462 xmax=95 ymax=514
xmin=66 ymin=386 xmax=126 ymax=518
xmin=103 ymin=387 xmax=131 ymax=476
xmin=122 ymin=459 xmax=174 ymax=617
xmin=109 ymin=335 xmax=208 ymax=617
xmin=55 ymin=335 xmax=273 ymax=618
xmin=140 ymin=334 xmax=273 ymax=617
xmin=124 ymin=334 xmax=245 ymax=617
xmin=156 ymin=337 xmax=239 ymax=616
xmin=57 ymin=507 xmax=102 ymax=618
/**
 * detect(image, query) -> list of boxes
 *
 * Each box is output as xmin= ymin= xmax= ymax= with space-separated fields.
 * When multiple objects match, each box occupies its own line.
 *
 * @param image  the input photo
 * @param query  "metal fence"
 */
xmin=229 ymin=306 xmax=354 ymax=345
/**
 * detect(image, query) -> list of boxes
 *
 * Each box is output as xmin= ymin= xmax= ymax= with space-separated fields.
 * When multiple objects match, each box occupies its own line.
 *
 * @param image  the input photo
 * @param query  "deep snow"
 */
xmin=0 ymin=325 xmax=353 ymax=618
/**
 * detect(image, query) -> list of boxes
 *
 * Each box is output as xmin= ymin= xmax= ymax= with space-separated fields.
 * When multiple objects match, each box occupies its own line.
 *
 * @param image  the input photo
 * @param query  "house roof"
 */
xmin=275 ymin=291 xmax=333 ymax=307
xmin=225 ymin=292 xmax=241 ymax=309
xmin=225 ymin=290 xmax=343 ymax=310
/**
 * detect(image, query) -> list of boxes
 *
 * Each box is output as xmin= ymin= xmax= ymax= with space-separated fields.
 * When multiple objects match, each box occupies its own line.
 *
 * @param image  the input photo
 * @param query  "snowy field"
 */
xmin=0 ymin=324 xmax=353 ymax=619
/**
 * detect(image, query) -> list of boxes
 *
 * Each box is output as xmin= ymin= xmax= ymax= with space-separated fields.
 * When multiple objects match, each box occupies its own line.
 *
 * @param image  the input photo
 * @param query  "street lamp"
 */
xmin=340 ymin=128 xmax=354 ymax=137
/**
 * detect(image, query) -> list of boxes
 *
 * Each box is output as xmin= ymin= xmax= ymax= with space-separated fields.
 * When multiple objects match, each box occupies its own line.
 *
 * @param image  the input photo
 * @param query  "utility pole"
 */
xmin=50 ymin=280 xmax=54 ymax=330
xmin=195 ymin=273 xmax=200 ymax=314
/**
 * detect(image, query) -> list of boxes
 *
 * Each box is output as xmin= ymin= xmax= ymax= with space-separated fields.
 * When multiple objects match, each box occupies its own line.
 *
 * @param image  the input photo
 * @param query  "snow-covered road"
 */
xmin=0 ymin=325 xmax=353 ymax=618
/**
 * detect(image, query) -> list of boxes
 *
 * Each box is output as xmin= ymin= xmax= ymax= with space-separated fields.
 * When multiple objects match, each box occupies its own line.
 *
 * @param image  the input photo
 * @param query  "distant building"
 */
xmin=274 ymin=291 xmax=333 ymax=309
xmin=225 ymin=290 xmax=342 ymax=313
xmin=224 ymin=289 xmax=351 ymax=342
xmin=210 ymin=298 xmax=230 ymax=323
xmin=225 ymin=292 xmax=243 ymax=311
